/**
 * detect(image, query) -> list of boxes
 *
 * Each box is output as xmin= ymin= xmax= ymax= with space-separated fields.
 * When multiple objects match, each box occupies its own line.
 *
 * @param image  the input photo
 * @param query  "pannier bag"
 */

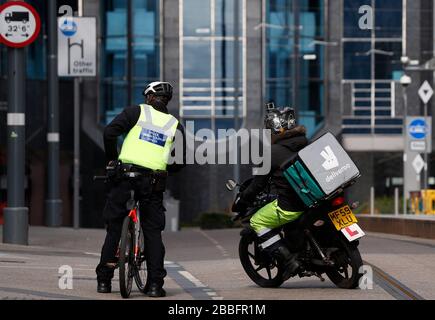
xmin=282 ymin=132 xmax=360 ymax=208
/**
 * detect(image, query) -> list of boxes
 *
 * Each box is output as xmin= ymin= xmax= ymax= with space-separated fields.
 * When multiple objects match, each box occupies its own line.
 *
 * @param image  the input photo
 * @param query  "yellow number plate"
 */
xmin=328 ymin=205 xmax=358 ymax=231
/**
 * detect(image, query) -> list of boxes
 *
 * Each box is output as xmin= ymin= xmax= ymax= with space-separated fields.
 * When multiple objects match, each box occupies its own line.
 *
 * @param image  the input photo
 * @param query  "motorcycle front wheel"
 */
xmin=239 ymin=234 xmax=285 ymax=288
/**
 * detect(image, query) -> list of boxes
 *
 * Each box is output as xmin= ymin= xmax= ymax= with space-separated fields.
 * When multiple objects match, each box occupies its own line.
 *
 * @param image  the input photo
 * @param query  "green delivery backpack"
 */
xmin=280 ymin=132 xmax=361 ymax=208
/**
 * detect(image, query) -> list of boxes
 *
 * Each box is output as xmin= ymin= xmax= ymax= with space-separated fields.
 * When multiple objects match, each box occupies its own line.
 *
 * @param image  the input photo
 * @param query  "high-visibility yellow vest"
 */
xmin=118 ymin=104 xmax=179 ymax=171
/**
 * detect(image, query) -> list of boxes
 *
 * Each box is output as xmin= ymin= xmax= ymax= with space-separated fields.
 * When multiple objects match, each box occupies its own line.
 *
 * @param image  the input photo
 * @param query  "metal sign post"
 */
xmin=418 ymin=81 xmax=433 ymax=192
xmin=406 ymin=116 xmax=432 ymax=214
xmin=0 ymin=1 xmax=41 ymax=244
xmin=58 ymin=14 xmax=96 ymax=228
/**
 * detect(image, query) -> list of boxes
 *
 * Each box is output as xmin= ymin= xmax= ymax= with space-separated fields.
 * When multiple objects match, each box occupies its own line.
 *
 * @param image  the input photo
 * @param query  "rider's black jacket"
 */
xmin=103 ymin=104 xmax=186 ymax=173
xmin=240 ymin=126 xmax=308 ymax=212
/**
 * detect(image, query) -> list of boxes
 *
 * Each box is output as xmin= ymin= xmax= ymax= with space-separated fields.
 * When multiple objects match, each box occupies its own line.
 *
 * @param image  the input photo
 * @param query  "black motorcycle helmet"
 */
xmin=264 ymin=102 xmax=297 ymax=134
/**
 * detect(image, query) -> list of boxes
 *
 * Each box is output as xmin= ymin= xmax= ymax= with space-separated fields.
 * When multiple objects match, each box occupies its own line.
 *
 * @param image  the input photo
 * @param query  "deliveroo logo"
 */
xmin=321 ymin=146 xmax=339 ymax=170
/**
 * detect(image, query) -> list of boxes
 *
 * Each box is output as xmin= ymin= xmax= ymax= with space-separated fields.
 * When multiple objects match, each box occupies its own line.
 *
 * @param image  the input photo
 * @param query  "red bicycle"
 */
xmin=95 ymin=172 xmax=147 ymax=298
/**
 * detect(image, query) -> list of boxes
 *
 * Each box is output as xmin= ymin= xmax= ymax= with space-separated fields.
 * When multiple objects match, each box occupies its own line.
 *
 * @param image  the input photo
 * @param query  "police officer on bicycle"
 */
xmin=96 ymin=82 xmax=186 ymax=297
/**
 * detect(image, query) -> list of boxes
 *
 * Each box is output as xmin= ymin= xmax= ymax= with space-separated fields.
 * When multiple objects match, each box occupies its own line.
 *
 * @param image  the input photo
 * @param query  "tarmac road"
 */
xmin=0 ymin=226 xmax=434 ymax=300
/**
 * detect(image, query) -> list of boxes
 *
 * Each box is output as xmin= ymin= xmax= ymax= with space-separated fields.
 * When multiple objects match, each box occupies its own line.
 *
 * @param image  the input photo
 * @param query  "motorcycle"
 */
xmin=227 ymin=178 xmax=365 ymax=289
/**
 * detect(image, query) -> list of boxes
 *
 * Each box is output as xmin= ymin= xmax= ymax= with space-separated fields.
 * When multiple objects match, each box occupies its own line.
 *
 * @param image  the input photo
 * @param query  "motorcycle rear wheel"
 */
xmin=239 ymin=234 xmax=285 ymax=288
xmin=325 ymin=241 xmax=363 ymax=289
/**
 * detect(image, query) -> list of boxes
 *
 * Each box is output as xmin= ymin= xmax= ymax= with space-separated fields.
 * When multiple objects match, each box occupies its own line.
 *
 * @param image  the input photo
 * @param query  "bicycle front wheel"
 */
xmin=119 ymin=216 xmax=134 ymax=298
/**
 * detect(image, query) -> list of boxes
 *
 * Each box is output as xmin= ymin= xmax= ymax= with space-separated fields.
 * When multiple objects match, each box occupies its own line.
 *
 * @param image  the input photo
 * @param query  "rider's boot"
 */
xmin=270 ymin=244 xmax=300 ymax=281
xmin=258 ymin=229 xmax=300 ymax=281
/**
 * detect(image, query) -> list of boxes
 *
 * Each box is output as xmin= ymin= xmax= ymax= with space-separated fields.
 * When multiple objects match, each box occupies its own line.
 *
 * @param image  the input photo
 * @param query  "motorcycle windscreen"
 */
xmin=298 ymin=132 xmax=360 ymax=196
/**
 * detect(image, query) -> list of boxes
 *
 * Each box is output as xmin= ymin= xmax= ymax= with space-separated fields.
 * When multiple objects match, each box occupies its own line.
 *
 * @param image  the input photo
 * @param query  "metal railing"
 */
xmin=342 ymin=80 xmax=403 ymax=135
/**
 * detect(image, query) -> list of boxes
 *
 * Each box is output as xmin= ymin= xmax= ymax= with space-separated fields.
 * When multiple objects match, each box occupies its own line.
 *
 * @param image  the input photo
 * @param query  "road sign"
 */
xmin=412 ymin=154 xmax=425 ymax=174
xmin=410 ymin=141 xmax=426 ymax=152
xmin=406 ymin=117 xmax=432 ymax=152
xmin=418 ymin=81 xmax=434 ymax=104
xmin=409 ymin=118 xmax=428 ymax=140
xmin=0 ymin=2 xmax=40 ymax=48
xmin=58 ymin=17 xmax=96 ymax=77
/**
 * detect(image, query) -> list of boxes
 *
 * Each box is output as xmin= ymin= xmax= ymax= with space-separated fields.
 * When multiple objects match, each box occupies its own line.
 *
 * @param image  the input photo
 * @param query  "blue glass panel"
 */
xmin=215 ymin=40 xmax=243 ymax=81
xmin=343 ymin=0 xmax=372 ymax=38
xmin=375 ymin=42 xmax=402 ymax=80
xmin=101 ymin=0 xmax=160 ymax=121
xmin=215 ymin=0 xmax=243 ymax=36
xmin=183 ymin=0 xmax=211 ymax=36
xmin=343 ymin=42 xmax=371 ymax=79
xmin=183 ymin=41 xmax=211 ymax=79
xmin=375 ymin=0 xmax=402 ymax=38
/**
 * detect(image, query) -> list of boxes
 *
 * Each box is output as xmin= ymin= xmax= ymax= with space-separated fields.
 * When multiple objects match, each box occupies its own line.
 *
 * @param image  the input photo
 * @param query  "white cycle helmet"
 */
xmin=143 ymin=81 xmax=173 ymax=100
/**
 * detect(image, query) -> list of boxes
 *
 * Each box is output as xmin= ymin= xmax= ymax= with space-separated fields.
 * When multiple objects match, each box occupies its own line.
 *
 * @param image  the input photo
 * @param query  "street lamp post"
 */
xmin=400 ymin=73 xmax=412 ymax=215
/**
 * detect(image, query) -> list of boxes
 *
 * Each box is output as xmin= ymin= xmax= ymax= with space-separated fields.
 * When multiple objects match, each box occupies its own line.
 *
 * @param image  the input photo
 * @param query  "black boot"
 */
xmin=258 ymin=230 xmax=300 ymax=281
xmin=97 ymin=281 xmax=112 ymax=293
xmin=146 ymin=283 xmax=166 ymax=298
xmin=96 ymin=263 xmax=115 ymax=294
xmin=271 ymin=245 xmax=300 ymax=281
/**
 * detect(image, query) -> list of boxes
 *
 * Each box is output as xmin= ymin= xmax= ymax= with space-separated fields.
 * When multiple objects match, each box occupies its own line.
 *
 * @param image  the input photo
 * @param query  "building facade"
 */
xmin=0 ymin=0 xmax=434 ymax=226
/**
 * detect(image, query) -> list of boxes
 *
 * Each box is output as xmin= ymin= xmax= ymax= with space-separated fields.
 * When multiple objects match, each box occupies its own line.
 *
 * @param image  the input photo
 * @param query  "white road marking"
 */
xmin=178 ymin=270 xmax=207 ymax=288
xmin=84 ymin=252 xmax=100 ymax=256
xmin=197 ymin=230 xmax=231 ymax=258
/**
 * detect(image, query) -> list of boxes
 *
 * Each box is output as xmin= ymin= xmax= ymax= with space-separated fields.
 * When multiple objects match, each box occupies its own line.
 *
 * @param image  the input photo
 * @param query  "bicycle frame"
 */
xmin=128 ymin=203 xmax=142 ymax=263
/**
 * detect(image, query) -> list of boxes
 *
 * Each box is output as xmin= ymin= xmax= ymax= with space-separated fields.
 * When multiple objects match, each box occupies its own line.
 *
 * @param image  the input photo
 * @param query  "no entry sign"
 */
xmin=0 ymin=1 xmax=41 ymax=48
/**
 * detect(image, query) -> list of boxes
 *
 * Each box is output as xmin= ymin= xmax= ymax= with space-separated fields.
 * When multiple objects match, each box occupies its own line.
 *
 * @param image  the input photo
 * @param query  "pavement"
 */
xmin=0 ymin=226 xmax=435 ymax=300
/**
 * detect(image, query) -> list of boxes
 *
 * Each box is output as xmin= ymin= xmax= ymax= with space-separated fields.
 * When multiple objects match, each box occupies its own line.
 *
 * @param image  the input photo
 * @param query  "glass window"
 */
xmin=180 ymin=0 xmax=245 ymax=133
xmin=344 ymin=0 xmax=402 ymax=39
xmin=101 ymin=0 xmax=160 ymax=123
xmin=215 ymin=0 xmax=242 ymax=37
xmin=183 ymin=41 xmax=211 ymax=79
xmin=266 ymin=0 xmax=325 ymax=136
xmin=183 ymin=0 xmax=211 ymax=36
xmin=375 ymin=0 xmax=402 ymax=38
xmin=343 ymin=42 xmax=371 ymax=79
xmin=374 ymin=42 xmax=402 ymax=79
xmin=343 ymin=0 xmax=372 ymax=38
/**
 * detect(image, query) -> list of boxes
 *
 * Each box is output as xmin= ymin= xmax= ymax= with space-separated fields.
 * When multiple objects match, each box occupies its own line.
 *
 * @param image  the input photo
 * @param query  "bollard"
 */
xmin=394 ymin=187 xmax=399 ymax=216
xmin=370 ymin=187 xmax=375 ymax=216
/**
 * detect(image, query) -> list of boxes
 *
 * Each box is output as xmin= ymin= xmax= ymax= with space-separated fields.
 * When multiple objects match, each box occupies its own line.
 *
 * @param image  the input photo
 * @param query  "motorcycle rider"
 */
xmin=233 ymin=103 xmax=308 ymax=281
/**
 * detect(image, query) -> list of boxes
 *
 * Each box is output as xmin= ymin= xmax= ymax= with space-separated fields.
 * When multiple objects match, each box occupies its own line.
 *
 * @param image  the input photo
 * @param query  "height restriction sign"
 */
xmin=0 ymin=2 xmax=41 ymax=48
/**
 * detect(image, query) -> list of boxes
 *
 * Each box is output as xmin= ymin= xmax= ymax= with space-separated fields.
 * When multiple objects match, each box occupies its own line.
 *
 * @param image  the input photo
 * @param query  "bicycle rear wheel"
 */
xmin=119 ymin=216 xmax=134 ymax=298
xmin=134 ymin=228 xmax=148 ymax=293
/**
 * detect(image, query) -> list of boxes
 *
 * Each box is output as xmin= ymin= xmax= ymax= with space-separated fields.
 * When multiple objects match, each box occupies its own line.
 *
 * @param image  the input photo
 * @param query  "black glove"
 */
xmin=232 ymin=194 xmax=250 ymax=212
xmin=106 ymin=160 xmax=120 ymax=179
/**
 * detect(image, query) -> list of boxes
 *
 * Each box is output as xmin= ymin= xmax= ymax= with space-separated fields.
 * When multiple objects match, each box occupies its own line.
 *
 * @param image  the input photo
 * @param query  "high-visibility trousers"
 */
xmin=250 ymin=199 xmax=304 ymax=233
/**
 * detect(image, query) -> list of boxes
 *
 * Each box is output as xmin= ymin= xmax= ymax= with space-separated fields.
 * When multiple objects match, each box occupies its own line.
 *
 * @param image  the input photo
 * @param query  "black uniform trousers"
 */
xmin=96 ymin=176 xmax=167 ymax=287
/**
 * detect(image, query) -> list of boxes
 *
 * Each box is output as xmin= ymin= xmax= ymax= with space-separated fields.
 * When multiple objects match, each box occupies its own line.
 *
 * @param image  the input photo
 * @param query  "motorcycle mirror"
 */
xmin=226 ymin=179 xmax=238 ymax=191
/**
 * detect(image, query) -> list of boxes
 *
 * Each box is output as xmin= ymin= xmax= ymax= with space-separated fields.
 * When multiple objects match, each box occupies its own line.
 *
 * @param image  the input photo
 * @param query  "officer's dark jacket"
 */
xmin=103 ymin=104 xmax=186 ymax=173
xmin=240 ymin=126 xmax=308 ymax=212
